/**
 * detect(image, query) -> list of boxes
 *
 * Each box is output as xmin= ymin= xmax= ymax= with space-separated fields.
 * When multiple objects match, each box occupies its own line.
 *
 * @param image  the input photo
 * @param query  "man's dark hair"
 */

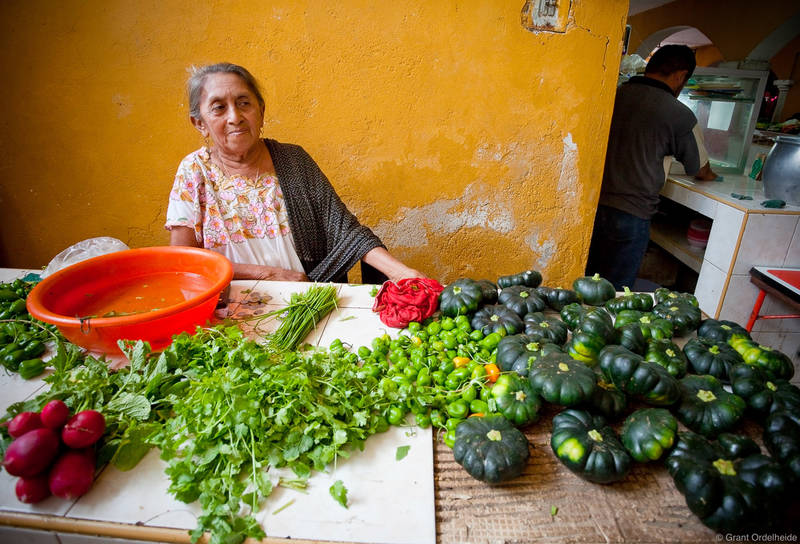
xmin=645 ymin=45 xmax=696 ymax=77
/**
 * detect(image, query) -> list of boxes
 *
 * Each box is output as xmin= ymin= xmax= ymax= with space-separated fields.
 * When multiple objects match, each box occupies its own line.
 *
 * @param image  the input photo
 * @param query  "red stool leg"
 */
xmin=746 ymin=289 xmax=766 ymax=332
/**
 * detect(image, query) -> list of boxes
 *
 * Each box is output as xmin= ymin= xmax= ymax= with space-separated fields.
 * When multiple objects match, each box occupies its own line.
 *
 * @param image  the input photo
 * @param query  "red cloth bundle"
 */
xmin=372 ymin=277 xmax=444 ymax=328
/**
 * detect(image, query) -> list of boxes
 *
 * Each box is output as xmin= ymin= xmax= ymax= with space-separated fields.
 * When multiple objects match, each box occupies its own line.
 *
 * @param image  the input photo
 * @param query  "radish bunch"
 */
xmin=3 ymin=400 xmax=106 ymax=503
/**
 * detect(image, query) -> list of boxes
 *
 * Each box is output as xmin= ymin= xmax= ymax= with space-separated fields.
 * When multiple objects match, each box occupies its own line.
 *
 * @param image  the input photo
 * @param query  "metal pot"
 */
xmin=762 ymin=135 xmax=800 ymax=205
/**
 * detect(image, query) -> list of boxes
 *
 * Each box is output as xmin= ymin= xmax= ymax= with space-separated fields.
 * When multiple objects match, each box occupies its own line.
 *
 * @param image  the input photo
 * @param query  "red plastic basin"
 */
xmin=27 ymin=246 xmax=233 ymax=354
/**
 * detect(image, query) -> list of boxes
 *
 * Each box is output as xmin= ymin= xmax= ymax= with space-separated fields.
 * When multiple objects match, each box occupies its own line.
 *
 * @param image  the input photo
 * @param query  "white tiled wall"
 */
xmin=733 ymin=214 xmax=800 ymax=275
xmin=704 ymin=205 xmax=744 ymax=271
xmin=695 ymin=259 xmax=727 ymax=317
xmin=0 ymin=526 xmax=58 ymax=544
xmin=718 ymin=274 xmax=761 ymax=326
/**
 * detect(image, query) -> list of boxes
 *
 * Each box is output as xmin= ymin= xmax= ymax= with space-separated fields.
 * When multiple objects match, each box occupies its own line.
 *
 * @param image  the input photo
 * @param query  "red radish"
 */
xmin=40 ymin=400 xmax=70 ymax=429
xmin=15 ymin=474 xmax=51 ymax=503
xmin=2 ymin=428 xmax=60 ymax=477
xmin=48 ymin=449 xmax=95 ymax=499
xmin=61 ymin=410 xmax=106 ymax=449
xmin=8 ymin=412 xmax=43 ymax=438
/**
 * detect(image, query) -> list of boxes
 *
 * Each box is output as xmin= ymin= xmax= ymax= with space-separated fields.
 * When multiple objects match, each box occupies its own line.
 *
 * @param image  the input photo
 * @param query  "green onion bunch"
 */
xmin=265 ymin=284 xmax=339 ymax=351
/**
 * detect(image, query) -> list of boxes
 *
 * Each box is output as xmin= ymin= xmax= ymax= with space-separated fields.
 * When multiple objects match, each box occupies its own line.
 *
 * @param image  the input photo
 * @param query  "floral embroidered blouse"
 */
xmin=164 ymin=147 xmax=305 ymax=273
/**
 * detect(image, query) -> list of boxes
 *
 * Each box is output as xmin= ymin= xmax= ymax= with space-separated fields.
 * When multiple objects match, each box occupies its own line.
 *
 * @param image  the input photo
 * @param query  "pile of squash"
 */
xmin=433 ymin=271 xmax=798 ymax=534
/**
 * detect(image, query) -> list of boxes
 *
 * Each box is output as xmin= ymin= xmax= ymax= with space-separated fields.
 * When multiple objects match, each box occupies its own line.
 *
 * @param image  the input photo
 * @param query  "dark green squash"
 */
xmin=697 ymin=318 xmax=750 ymax=343
xmin=573 ymin=273 xmax=616 ymax=306
xmin=497 ymin=269 xmax=542 ymax=289
xmin=498 ymin=285 xmax=546 ymax=317
xmin=683 ymin=337 xmax=743 ymax=383
xmin=730 ymin=363 xmax=800 ymax=420
xmin=598 ymin=345 xmax=680 ymax=406
xmin=654 ymin=288 xmax=698 ymax=307
xmin=675 ymin=374 xmax=746 ymax=437
xmin=566 ymin=330 xmax=606 ymax=367
xmin=490 ymin=373 xmax=541 ymax=427
xmin=470 ymin=304 xmax=524 ymax=336
xmin=528 ymin=353 xmax=596 ymax=406
xmin=535 ymin=286 xmax=579 ymax=311
xmin=475 ymin=279 xmax=499 ymax=305
xmin=652 ymin=299 xmax=701 ymax=337
xmin=559 ymin=302 xmax=586 ymax=330
xmin=728 ymin=333 xmax=794 ymax=381
xmin=620 ymin=407 xmax=678 ymax=462
xmin=550 ymin=409 xmax=631 ymax=484
xmin=452 ymin=415 xmax=530 ymax=484
xmin=665 ymin=431 xmax=794 ymax=533
xmin=575 ymin=306 xmax=616 ymax=343
xmin=614 ymin=310 xmax=674 ymax=341
xmin=763 ymin=410 xmax=800 ymax=480
xmin=439 ymin=278 xmax=484 ymax=317
xmin=579 ymin=372 xmax=628 ymax=421
xmin=605 ymin=286 xmax=654 ymax=314
xmin=496 ymin=334 xmax=563 ymax=376
xmin=614 ymin=322 xmax=647 ymax=355
xmin=522 ymin=312 xmax=568 ymax=345
xmin=644 ymin=338 xmax=687 ymax=378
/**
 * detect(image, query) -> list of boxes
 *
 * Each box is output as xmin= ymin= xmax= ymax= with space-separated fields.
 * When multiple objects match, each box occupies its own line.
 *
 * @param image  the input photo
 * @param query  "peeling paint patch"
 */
xmin=526 ymin=231 xmax=556 ymax=269
xmin=373 ymin=182 xmax=515 ymax=248
xmin=557 ymin=132 xmax=579 ymax=198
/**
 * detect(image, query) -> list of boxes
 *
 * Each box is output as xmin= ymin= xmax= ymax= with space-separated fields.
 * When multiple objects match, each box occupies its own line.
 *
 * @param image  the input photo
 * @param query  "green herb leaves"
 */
xmin=330 ymin=480 xmax=348 ymax=508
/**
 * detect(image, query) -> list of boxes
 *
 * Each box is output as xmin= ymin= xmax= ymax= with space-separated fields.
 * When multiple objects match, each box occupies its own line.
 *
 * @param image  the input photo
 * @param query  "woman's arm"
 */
xmin=362 ymin=247 xmax=423 ymax=283
xmin=169 ymin=226 xmax=308 ymax=281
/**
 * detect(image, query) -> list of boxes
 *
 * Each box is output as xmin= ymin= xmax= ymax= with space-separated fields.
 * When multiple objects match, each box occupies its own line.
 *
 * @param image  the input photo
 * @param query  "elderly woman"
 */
xmin=166 ymin=63 xmax=423 ymax=283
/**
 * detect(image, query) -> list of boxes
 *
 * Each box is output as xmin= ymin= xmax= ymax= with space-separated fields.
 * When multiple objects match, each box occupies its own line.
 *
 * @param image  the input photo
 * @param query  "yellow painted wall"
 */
xmin=0 ymin=0 xmax=627 ymax=285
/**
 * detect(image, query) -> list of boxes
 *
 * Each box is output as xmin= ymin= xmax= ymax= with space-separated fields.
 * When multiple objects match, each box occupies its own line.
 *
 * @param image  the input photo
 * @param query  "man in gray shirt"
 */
xmin=586 ymin=45 xmax=701 ymax=290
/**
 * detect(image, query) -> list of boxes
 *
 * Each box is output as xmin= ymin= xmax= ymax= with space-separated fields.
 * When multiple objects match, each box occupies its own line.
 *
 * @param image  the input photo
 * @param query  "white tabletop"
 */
xmin=0 ymin=275 xmax=435 ymax=544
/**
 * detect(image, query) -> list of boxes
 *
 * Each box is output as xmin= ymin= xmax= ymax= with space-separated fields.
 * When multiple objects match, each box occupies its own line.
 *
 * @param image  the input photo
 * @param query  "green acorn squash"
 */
xmin=683 ymin=337 xmax=743 ymax=383
xmin=535 ymin=286 xmax=579 ymax=311
xmin=675 ymin=374 xmax=746 ymax=437
xmin=665 ymin=430 xmax=793 ymax=533
xmin=490 ymin=373 xmax=541 ymax=427
xmin=550 ymin=409 xmax=631 ymax=484
xmin=439 ymin=278 xmax=483 ymax=317
xmin=728 ymin=333 xmax=794 ymax=381
xmin=697 ymin=318 xmax=750 ymax=343
xmin=452 ymin=415 xmax=530 ymax=484
xmin=620 ymin=407 xmax=678 ymax=462
xmin=522 ymin=312 xmax=568 ymax=345
xmin=644 ymin=338 xmax=687 ymax=378
xmin=652 ymin=299 xmax=701 ymax=337
xmin=598 ymin=345 xmax=680 ymax=406
xmin=605 ymin=286 xmax=654 ymax=314
xmin=497 ymin=270 xmax=542 ymax=289
xmin=498 ymin=285 xmax=546 ymax=316
xmin=573 ymin=273 xmax=616 ymax=306
xmin=496 ymin=334 xmax=563 ymax=376
xmin=730 ymin=363 xmax=800 ymax=419
xmin=528 ymin=353 xmax=596 ymax=406
xmin=470 ymin=304 xmax=523 ymax=336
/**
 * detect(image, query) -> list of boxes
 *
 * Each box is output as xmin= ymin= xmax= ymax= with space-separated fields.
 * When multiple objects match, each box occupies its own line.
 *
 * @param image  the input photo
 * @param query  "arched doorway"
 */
xmin=634 ymin=26 xmax=722 ymax=66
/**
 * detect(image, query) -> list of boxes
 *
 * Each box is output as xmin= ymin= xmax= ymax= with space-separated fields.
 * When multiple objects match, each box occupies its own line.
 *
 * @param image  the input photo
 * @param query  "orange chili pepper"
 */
xmin=484 ymin=363 xmax=500 ymax=383
xmin=452 ymin=356 xmax=471 ymax=368
xmin=468 ymin=412 xmax=485 ymax=418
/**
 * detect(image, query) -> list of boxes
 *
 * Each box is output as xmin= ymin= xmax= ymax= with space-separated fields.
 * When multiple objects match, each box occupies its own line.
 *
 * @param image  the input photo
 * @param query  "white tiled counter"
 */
xmin=0 ymin=272 xmax=436 ymax=544
xmin=658 ymin=175 xmax=800 ymax=361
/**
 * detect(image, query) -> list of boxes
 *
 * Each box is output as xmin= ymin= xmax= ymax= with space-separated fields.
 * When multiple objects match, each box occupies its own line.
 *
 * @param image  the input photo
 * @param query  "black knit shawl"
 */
xmin=265 ymin=138 xmax=385 ymax=282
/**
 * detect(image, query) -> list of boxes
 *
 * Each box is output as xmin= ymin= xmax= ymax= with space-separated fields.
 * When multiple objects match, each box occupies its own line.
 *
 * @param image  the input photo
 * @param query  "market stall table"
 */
xmin=0 ymin=270 xmax=780 ymax=543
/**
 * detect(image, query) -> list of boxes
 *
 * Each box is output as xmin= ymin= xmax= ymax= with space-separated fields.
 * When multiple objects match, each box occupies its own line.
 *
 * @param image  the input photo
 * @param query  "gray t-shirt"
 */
xmin=598 ymin=76 xmax=700 ymax=219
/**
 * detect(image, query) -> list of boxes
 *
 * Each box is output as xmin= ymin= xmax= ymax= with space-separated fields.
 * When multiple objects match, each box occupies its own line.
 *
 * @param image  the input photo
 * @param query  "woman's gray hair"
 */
xmin=187 ymin=63 xmax=265 ymax=120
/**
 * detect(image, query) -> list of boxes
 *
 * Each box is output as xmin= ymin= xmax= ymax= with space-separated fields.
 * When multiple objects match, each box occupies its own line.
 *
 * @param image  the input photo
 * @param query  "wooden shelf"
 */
xmin=650 ymin=221 xmax=705 ymax=273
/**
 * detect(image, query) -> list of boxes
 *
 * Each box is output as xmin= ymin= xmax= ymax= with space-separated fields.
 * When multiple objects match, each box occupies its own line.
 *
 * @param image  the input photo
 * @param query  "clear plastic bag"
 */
xmin=40 ymin=237 xmax=130 ymax=278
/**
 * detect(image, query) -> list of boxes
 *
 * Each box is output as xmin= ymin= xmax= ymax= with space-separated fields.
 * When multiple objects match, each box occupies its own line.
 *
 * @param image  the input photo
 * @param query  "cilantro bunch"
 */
xmin=149 ymin=324 xmax=395 ymax=544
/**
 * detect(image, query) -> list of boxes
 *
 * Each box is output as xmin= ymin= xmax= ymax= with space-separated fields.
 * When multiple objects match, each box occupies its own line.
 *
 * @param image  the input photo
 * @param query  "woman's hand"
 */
xmin=363 ymin=247 xmax=426 ymax=283
xmin=233 ymin=263 xmax=308 ymax=281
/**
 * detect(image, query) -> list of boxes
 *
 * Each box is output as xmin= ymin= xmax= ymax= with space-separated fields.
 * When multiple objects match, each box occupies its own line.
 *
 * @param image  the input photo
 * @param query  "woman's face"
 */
xmin=192 ymin=72 xmax=264 ymax=158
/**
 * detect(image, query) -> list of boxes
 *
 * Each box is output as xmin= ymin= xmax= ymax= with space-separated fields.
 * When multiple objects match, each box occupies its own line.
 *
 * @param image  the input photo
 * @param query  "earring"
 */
xmin=204 ymin=136 xmax=211 ymax=149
